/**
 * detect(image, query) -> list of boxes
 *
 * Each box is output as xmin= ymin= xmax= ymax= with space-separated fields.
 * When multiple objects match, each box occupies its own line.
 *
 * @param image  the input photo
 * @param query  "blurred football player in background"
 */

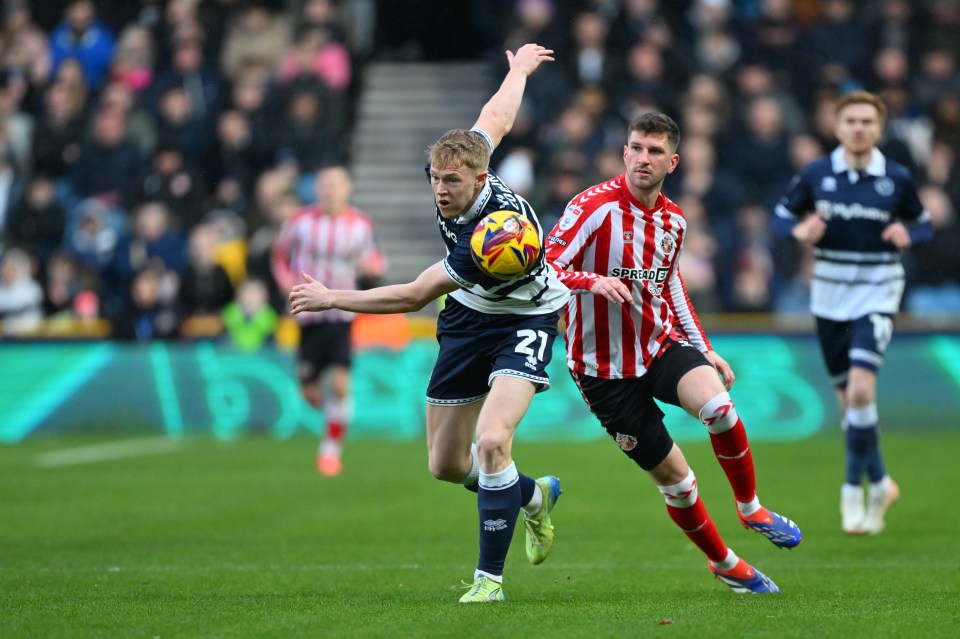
xmin=774 ymin=91 xmax=932 ymax=534
xmin=273 ymin=165 xmax=384 ymax=476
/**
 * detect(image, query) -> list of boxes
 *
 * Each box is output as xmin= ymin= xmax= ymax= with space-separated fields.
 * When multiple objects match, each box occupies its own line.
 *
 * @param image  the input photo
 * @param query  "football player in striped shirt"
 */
xmin=546 ymin=112 xmax=802 ymax=594
xmin=774 ymin=90 xmax=932 ymax=534
xmin=273 ymin=165 xmax=385 ymax=476
xmin=290 ymin=44 xmax=569 ymax=603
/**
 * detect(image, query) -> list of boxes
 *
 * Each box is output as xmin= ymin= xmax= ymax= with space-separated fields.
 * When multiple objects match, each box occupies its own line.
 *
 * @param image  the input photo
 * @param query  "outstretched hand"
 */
xmin=506 ymin=43 xmax=554 ymax=76
xmin=289 ymin=271 xmax=331 ymax=315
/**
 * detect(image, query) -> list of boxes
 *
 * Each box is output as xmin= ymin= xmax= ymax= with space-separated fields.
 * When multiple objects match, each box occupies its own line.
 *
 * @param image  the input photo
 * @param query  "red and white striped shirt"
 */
xmin=545 ymin=175 xmax=711 ymax=379
xmin=272 ymin=204 xmax=384 ymax=324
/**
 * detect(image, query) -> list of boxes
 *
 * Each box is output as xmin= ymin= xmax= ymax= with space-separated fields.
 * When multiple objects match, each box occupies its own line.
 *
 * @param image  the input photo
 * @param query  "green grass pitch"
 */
xmin=2 ymin=432 xmax=958 ymax=638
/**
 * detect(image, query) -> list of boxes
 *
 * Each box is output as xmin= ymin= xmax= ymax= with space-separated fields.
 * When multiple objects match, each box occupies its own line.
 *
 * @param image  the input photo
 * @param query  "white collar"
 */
xmin=830 ymin=146 xmax=886 ymax=177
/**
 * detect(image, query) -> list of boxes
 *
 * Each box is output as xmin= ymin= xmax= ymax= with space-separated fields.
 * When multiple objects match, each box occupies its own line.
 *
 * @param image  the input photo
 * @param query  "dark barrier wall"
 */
xmin=3 ymin=335 xmax=959 ymax=444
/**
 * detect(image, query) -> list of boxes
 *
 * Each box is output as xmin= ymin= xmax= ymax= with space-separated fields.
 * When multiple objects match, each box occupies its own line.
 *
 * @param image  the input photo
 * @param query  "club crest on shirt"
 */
xmin=821 ymin=176 xmax=837 ymax=192
xmin=615 ymin=432 xmax=637 ymax=451
xmin=661 ymin=235 xmax=674 ymax=255
xmin=623 ymin=231 xmax=634 ymax=240
xmin=874 ymin=176 xmax=895 ymax=196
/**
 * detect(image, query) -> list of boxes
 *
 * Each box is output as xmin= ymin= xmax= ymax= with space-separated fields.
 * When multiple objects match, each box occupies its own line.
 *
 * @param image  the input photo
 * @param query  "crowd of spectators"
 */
xmin=474 ymin=0 xmax=960 ymax=315
xmin=0 ymin=0 xmax=958 ymax=344
xmin=0 ymin=0 xmax=359 ymax=341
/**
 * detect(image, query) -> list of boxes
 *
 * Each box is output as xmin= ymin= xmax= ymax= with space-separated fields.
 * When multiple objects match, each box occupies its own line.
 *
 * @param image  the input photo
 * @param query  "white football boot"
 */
xmin=840 ymin=484 xmax=866 ymax=534
xmin=862 ymin=476 xmax=900 ymax=535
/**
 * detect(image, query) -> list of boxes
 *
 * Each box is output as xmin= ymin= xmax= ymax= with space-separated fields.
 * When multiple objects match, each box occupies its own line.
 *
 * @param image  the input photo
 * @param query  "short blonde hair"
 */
xmin=835 ymin=90 xmax=887 ymax=123
xmin=427 ymin=129 xmax=490 ymax=174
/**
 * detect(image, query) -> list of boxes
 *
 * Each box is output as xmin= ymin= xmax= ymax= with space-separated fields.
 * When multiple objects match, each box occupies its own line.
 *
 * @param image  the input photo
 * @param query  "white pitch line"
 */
xmin=36 ymin=437 xmax=182 ymax=468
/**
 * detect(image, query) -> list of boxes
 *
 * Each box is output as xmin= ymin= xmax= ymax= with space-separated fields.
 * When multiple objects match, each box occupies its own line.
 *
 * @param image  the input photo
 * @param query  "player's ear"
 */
xmin=476 ymin=170 xmax=488 ymax=188
xmin=668 ymin=153 xmax=680 ymax=173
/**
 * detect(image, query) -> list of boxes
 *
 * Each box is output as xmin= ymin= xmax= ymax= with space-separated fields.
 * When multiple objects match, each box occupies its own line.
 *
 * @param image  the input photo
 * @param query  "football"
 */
xmin=469 ymin=210 xmax=541 ymax=280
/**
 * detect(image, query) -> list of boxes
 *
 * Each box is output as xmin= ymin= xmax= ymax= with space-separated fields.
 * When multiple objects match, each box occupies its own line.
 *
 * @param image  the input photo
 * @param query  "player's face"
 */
xmin=430 ymin=164 xmax=486 ymax=219
xmin=835 ymin=103 xmax=883 ymax=155
xmin=623 ymin=131 xmax=679 ymax=194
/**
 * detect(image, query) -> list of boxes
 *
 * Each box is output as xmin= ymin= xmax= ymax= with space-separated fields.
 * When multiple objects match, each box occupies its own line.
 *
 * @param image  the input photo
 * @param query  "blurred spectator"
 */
xmin=221 ymin=277 xmax=278 ymax=351
xmin=688 ymin=0 xmax=740 ymax=78
xmin=211 ymin=107 xmax=263 ymax=199
xmin=48 ymin=0 xmax=116 ymax=91
xmin=246 ymin=184 xmax=299 ymax=312
xmin=204 ymin=207 xmax=249 ymax=287
xmin=0 ymin=68 xmax=33 ymax=172
xmin=109 ymin=23 xmax=155 ymax=94
xmin=31 ymin=78 xmax=88 ymax=181
xmin=64 ymin=197 xmax=127 ymax=316
xmin=134 ymin=143 xmax=205 ymax=230
xmin=736 ymin=0 xmax=806 ymax=98
xmin=672 ymin=133 xmax=742 ymax=256
xmin=805 ymin=0 xmax=869 ymax=93
xmin=727 ymin=94 xmax=794 ymax=210
xmin=865 ymin=0 xmax=928 ymax=70
xmin=150 ymin=30 xmax=224 ymax=143
xmin=154 ymin=84 xmax=211 ymax=161
xmin=111 ymin=266 xmax=179 ymax=340
xmin=219 ymin=0 xmax=292 ymax=83
xmin=675 ymin=194 xmax=721 ymax=313
xmin=0 ymin=0 xmax=52 ymax=92
xmin=42 ymin=249 xmax=99 ymax=319
xmin=912 ymin=46 xmax=960 ymax=114
xmin=5 ymin=172 xmax=65 ymax=269
xmin=0 ymin=246 xmax=43 ymax=334
xmin=905 ymin=185 xmax=960 ymax=313
xmin=561 ymin=11 xmax=623 ymax=97
xmin=178 ymin=222 xmax=234 ymax=322
xmin=0 ymin=146 xmax=24 ymax=238
xmin=278 ymin=23 xmax=352 ymax=93
xmin=269 ymin=83 xmax=342 ymax=175
xmin=118 ymin=200 xmax=188 ymax=279
xmin=97 ymin=81 xmax=158 ymax=158
xmin=70 ymin=106 xmax=145 ymax=207
xmin=727 ymin=200 xmax=775 ymax=313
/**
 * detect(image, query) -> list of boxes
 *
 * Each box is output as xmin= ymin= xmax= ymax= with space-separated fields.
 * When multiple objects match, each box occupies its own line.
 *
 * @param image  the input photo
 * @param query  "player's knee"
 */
xmin=658 ymin=468 xmax=698 ymax=508
xmin=846 ymin=385 xmax=874 ymax=408
xmin=427 ymin=456 xmax=468 ymax=483
xmin=474 ymin=433 xmax=508 ymax=462
xmin=698 ymin=392 xmax=738 ymax=434
xmin=301 ymin=384 xmax=323 ymax=408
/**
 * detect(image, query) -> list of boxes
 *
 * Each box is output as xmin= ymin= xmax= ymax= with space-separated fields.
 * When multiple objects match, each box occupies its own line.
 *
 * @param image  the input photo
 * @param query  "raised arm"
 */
xmin=471 ymin=43 xmax=553 ymax=149
xmin=289 ymin=261 xmax=458 ymax=315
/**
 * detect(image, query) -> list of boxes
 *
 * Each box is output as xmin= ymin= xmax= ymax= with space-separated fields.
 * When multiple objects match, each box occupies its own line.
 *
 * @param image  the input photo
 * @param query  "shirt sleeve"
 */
xmin=773 ymin=170 xmax=816 ymax=237
xmin=544 ymin=204 xmax=603 ymax=293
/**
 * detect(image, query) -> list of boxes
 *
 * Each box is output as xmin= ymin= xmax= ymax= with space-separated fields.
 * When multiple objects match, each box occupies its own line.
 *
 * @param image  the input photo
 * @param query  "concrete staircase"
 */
xmin=349 ymin=61 xmax=493 ymax=288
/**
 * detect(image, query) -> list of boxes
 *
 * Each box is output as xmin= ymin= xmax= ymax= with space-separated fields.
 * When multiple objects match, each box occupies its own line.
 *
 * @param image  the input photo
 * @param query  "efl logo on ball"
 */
xmin=470 ymin=210 xmax=540 ymax=280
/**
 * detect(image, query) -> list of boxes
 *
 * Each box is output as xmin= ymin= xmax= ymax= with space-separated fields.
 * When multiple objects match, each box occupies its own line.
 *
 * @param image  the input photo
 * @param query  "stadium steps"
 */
xmin=349 ymin=61 xmax=493 ymax=288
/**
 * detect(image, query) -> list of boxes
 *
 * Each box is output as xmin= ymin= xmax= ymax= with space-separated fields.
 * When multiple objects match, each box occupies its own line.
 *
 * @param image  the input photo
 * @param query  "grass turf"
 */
xmin=1 ymin=432 xmax=958 ymax=638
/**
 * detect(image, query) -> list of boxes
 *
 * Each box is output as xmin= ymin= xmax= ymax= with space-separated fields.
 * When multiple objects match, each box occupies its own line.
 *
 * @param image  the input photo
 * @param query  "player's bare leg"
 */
xmin=316 ymin=365 xmax=350 ymax=476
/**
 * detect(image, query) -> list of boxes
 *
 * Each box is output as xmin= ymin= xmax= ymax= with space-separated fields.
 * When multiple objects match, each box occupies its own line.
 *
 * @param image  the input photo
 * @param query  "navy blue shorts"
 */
xmin=426 ymin=298 xmax=560 ymax=406
xmin=815 ymin=313 xmax=894 ymax=387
